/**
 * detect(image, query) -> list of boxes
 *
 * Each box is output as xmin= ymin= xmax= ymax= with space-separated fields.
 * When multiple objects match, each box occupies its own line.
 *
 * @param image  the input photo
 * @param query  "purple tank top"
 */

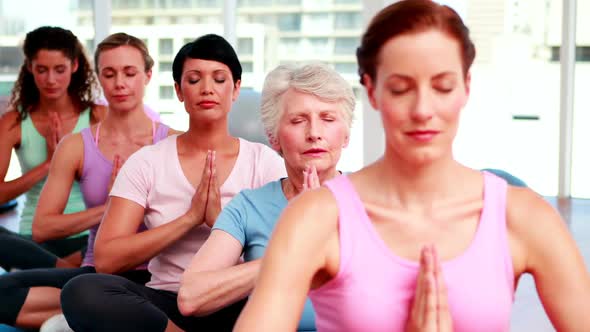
xmin=309 ymin=172 xmax=514 ymax=332
xmin=79 ymin=122 xmax=169 ymax=267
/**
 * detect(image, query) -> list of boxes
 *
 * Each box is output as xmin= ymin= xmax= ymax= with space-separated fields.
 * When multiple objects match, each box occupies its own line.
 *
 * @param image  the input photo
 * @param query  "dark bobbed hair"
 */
xmin=172 ymin=34 xmax=242 ymax=86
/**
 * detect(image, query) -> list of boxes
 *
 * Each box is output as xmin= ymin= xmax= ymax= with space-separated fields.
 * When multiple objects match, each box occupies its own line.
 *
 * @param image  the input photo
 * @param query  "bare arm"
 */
xmin=509 ymin=187 xmax=590 ymax=331
xmin=32 ymin=134 xmax=105 ymax=242
xmin=94 ymin=196 xmax=204 ymax=274
xmin=95 ymin=151 xmax=214 ymax=274
xmin=234 ymin=188 xmax=338 ymax=331
xmin=0 ymin=111 xmax=50 ymax=204
xmin=178 ymin=230 xmax=258 ymax=316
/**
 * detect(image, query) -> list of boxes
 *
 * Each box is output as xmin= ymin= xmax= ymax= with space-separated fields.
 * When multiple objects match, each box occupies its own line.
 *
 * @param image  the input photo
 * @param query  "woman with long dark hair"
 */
xmin=0 ymin=26 xmax=105 ymax=270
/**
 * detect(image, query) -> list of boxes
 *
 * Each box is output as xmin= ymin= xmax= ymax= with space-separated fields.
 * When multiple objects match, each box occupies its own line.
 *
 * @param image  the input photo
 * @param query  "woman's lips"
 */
xmin=44 ymin=88 xmax=60 ymax=94
xmin=113 ymin=95 xmax=130 ymax=102
xmin=303 ymin=148 xmax=328 ymax=157
xmin=405 ymin=130 xmax=439 ymax=142
xmin=198 ymin=101 xmax=218 ymax=109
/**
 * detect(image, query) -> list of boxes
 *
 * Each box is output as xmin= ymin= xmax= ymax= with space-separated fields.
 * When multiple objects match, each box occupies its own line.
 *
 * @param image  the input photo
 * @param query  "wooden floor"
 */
xmin=1 ymin=196 xmax=589 ymax=331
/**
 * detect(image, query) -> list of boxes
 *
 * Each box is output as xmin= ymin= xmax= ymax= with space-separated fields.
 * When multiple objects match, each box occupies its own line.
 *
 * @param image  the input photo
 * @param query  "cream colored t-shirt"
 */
xmin=110 ymin=135 xmax=286 ymax=292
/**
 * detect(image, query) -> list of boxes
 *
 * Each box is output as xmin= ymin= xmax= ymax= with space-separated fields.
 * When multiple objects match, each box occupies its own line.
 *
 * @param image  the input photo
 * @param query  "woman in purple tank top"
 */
xmin=236 ymin=1 xmax=590 ymax=331
xmin=0 ymin=33 xmax=178 ymax=330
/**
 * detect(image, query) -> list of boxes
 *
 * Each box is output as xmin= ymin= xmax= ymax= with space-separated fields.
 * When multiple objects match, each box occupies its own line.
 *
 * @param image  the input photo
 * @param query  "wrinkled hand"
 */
xmin=302 ymin=165 xmax=320 ymax=191
xmin=204 ymin=150 xmax=221 ymax=227
xmin=45 ymin=112 xmax=63 ymax=161
xmin=405 ymin=245 xmax=453 ymax=332
xmin=187 ymin=150 xmax=213 ymax=227
xmin=107 ymin=154 xmax=125 ymax=194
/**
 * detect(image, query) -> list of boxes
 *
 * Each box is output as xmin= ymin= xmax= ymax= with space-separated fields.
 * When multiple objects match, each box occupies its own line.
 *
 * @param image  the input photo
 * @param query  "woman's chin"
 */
xmin=310 ymin=163 xmax=339 ymax=175
xmin=407 ymin=150 xmax=450 ymax=168
xmin=186 ymin=108 xmax=227 ymax=121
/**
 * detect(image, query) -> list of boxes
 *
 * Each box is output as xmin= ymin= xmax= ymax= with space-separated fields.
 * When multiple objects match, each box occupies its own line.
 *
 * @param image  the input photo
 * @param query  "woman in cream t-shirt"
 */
xmin=60 ymin=34 xmax=285 ymax=332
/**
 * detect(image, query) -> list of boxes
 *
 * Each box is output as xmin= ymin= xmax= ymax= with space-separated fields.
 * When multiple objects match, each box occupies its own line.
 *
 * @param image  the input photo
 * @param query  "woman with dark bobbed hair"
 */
xmin=236 ymin=1 xmax=590 ymax=331
xmin=60 ymin=34 xmax=285 ymax=332
xmin=0 ymin=26 xmax=105 ymax=271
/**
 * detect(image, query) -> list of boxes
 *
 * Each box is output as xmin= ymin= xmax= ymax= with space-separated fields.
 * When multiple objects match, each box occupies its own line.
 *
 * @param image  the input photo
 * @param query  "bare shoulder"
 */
xmin=0 ymin=111 xmax=21 ymax=145
xmin=506 ymin=186 xmax=563 ymax=234
xmin=270 ymin=187 xmax=341 ymax=279
xmin=54 ymin=132 xmax=84 ymax=164
xmin=278 ymin=187 xmax=340 ymax=243
xmin=0 ymin=110 xmax=19 ymax=130
xmin=506 ymin=186 xmax=568 ymax=270
xmin=90 ymin=104 xmax=107 ymax=123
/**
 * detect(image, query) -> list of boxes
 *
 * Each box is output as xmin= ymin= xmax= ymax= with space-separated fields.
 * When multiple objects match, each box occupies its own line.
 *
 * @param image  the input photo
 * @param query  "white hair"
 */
xmin=260 ymin=63 xmax=355 ymax=143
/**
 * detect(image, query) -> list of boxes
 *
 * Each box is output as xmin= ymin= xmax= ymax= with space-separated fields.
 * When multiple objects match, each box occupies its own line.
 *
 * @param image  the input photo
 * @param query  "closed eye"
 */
xmin=390 ymin=89 xmax=410 ymax=95
xmin=436 ymin=88 xmax=453 ymax=93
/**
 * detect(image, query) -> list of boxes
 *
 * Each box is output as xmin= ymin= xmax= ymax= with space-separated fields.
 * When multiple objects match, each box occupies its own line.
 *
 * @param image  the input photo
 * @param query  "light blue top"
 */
xmin=213 ymin=180 xmax=316 ymax=331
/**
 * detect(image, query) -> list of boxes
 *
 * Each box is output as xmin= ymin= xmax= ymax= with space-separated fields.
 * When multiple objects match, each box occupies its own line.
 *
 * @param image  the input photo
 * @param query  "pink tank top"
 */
xmin=309 ymin=172 xmax=514 ymax=332
xmin=79 ymin=122 xmax=169 ymax=267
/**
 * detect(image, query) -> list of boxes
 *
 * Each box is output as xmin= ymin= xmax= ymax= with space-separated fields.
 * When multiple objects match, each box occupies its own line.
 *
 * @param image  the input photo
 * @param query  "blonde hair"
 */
xmin=94 ymin=32 xmax=154 ymax=73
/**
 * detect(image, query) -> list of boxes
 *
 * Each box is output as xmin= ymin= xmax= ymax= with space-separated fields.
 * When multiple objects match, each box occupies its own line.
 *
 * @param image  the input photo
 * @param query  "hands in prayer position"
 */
xmin=406 ymin=245 xmax=453 ymax=332
xmin=107 ymin=154 xmax=125 ymax=194
xmin=45 ymin=111 xmax=65 ymax=161
xmin=187 ymin=150 xmax=222 ymax=227
xmin=302 ymin=165 xmax=320 ymax=192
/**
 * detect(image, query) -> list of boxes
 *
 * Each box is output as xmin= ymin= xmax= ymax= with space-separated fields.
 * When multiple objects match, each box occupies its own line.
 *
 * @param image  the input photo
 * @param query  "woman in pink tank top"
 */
xmin=0 ymin=33 xmax=178 ymax=330
xmin=235 ymin=1 xmax=590 ymax=331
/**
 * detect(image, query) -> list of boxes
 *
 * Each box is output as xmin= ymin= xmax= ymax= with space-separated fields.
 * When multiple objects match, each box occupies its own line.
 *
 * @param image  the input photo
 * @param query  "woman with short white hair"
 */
xmin=178 ymin=63 xmax=355 ymax=331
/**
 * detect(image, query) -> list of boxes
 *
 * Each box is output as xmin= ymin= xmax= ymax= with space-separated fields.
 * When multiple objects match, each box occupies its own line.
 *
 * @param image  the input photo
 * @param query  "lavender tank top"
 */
xmin=79 ymin=122 xmax=169 ymax=267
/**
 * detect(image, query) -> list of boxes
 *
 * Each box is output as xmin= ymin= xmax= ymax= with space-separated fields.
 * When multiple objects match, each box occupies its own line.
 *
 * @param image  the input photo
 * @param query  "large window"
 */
xmin=235 ymin=0 xmax=364 ymax=172
xmin=158 ymin=38 xmax=174 ymax=55
xmin=0 ymin=1 xmax=93 ymax=95
xmin=237 ymin=37 xmax=254 ymax=55
xmin=80 ymin=1 xmax=224 ymax=130
xmin=0 ymin=0 xmax=95 ymax=98
xmin=277 ymin=13 xmax=302 ymax=31
xmin=450 ymin=0 xmax=562 ymax=196
xmin=0 ymin=47 xmax=23 ymax=74
xmin=0 ymin=0 xmax=95 ymax=180
xmin=7 ymin=0 xmax=578 ymax=185
xmin=572 ymin=0 xmax=590 ymax=198
xmin=334 ymin=12 xmax=361 ymax=30
xmin=334 ymin=37 xmax=358 ymax=55
xmin=112 ymin=0 xmax=142 ymax=9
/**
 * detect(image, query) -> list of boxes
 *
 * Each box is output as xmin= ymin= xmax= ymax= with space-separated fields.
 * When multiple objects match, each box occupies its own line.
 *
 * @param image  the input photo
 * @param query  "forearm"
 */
xmin=95 ymin=212 xmax=198 ymax=274
xmin=32 ymin=205 xmax=106 ymax=242
xmin=0 ymin=162 xmax=50 ymax=204
xmin=178 ymin=260 xmax=260 ymax=316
